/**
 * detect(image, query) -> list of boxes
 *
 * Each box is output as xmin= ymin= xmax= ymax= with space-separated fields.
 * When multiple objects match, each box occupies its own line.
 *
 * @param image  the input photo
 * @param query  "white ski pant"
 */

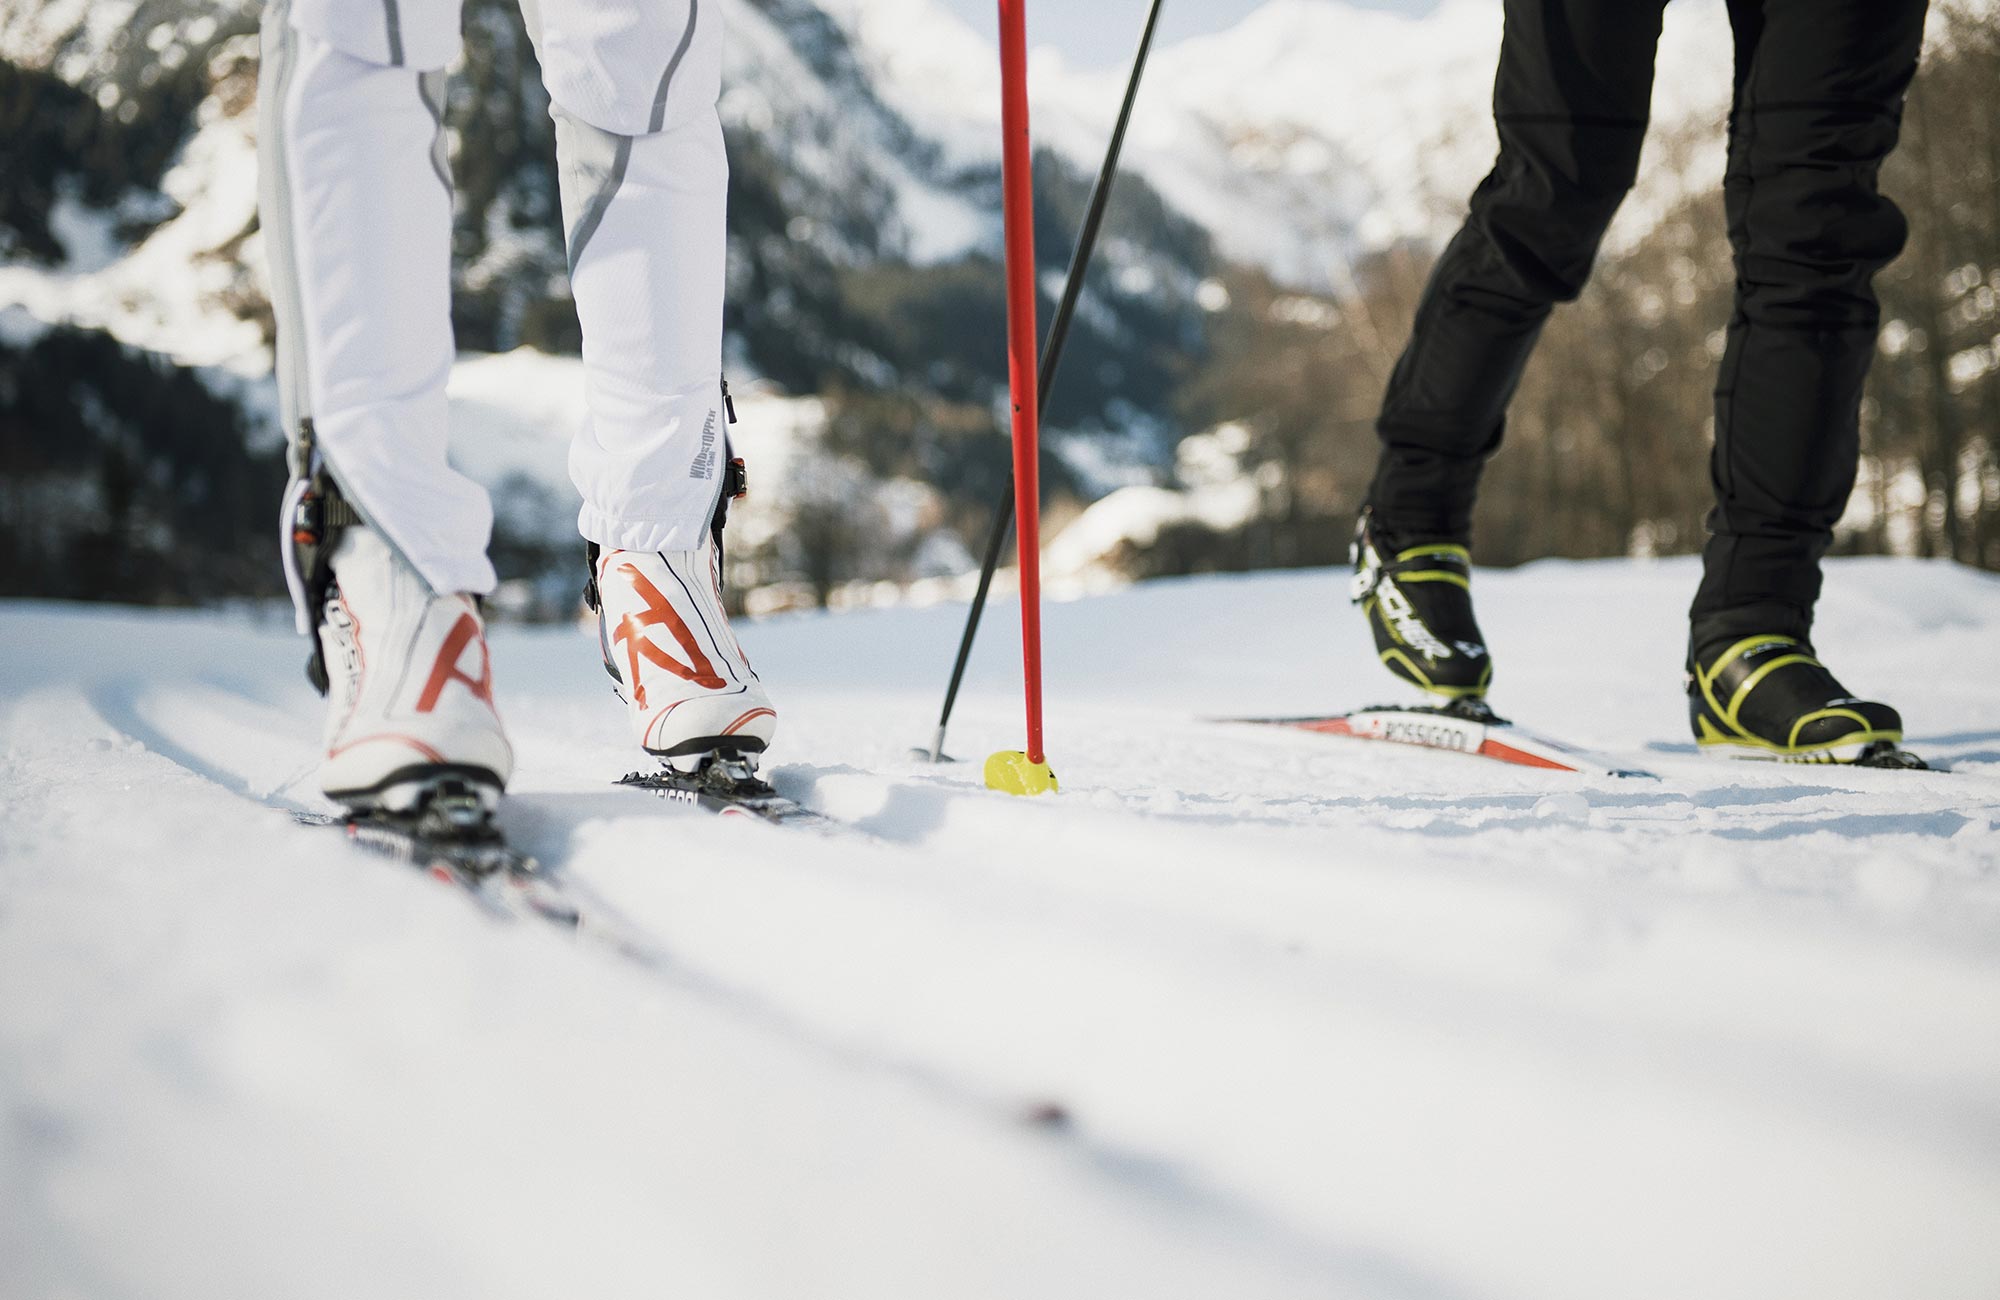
xmin=260 ymin=0 xmax=730 ymax=601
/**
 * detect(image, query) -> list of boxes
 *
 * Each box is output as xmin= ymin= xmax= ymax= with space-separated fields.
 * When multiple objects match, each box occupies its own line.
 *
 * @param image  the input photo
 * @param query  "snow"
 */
xmin=837 ymin=0 xmax=1742 ymax=285
xmin=0 ymin=33 xmax=268 ymax=376
xmin=1100 ymin=0 xmax=1740 ymax=277
xmin=0 ymin=303 xmax=48 ymax=347
xmin=0 ymin=0 xmax=144 ymax=80
xmin=1042 ymin=480 xmax=1260 ymax=594
xmin=717 ymin=0 xmax=992 ymax=267
xmin=4 ymin=557 xmax=1999 ymax=1299
xmin=442 ymin=351 xmax=849 ymax=550
xmin=442 ymin=348 xmax=590 ymax=496
xmin=1040 ymin=421 xmax=1272 ymax=592
xmin=820 ymin=0 xmax=1004 ymax=170
xmin=43 ymin=189 xmax=125 ymax=275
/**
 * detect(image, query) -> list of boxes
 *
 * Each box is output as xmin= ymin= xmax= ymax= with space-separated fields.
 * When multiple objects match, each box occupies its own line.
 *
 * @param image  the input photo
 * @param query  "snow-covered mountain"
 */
xmin=0 ymin=5 xmax=259 ymax=363
xmin=0 ymin=0 xmax=1748 ymax=384
xmin=835 ymin=0 xmax=1740 ymax=286
xmin=7 ymin=0 xmax=1957 ymax=609
xmin=0 ymin=0 xmax=1220 ymax=602
xmin=0 ymin=0 xmax=1218 ymax=375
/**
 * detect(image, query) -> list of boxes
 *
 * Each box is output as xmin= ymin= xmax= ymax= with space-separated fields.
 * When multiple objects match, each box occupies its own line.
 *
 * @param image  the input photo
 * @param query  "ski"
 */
xmin=617 ymin=752 xmax=843 ymax=832
xmin=1219 ymin=700 xmax=1658 ymax=779
xmin=296 ymin=787 xmax=581 ymax=927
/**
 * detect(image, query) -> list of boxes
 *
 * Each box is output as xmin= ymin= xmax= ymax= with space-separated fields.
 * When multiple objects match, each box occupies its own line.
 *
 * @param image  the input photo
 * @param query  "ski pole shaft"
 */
xmin=931 ymin=483 xmax=1015 ymax=760
xmin=930 ymin=0 xmax=1166 ymax=761
xmin=1033 ymin=0 xmax=1162 ymax=415
xmin=997 ymin=0 xmax=1045 ymax=764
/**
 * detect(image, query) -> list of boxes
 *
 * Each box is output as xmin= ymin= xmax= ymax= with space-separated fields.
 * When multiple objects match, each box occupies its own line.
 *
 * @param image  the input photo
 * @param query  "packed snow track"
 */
xmin=3 ymin=557 xmax=1998 ymax=1300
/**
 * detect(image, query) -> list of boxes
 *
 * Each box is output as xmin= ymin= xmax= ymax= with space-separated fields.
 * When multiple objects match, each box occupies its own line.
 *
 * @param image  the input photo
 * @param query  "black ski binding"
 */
xmin=1853 ymin=741 xmax=1932 ymax=771
xmin=339 ymin=793 xmax=521 ymax=873
xmin=618 ymin=751 xmax=835 ymax=830
xmin=300 ymin=782 xmax=577 ymax=924
xmin=1403 ymin=697 xmax=1509 ymax=726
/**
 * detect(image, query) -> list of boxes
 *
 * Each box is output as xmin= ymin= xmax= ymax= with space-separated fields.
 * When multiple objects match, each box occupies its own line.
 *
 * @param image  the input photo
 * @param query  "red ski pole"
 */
xmin=984 ymin=0 xmax=1057 ymax=797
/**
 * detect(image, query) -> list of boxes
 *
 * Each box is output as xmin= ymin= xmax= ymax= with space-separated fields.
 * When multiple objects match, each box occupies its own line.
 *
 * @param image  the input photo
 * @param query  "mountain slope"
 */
xmin=0 ymin=0 xmax=1222 ymax=602
xmin=837 ymin=0 xmax=1740 ymax=286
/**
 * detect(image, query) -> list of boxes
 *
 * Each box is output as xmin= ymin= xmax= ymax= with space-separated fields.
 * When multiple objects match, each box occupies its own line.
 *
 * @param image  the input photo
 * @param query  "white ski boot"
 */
xmin=316 ymin=527 xmax=515 ymax=810
xmin=591 ymin=539 xmax=777 ymax=763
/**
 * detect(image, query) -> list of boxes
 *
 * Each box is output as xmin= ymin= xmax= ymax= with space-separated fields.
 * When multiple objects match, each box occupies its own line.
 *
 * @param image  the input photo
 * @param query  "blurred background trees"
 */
xmin=1179 ymin=0 xmax=2000 ymax=579
xmin=1870 ymin=0 xmax=2000 ymax=568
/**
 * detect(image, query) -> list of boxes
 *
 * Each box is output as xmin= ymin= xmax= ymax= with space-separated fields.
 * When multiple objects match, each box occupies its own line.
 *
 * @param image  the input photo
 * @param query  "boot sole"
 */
xmin=648 ymin=734 xmax=769 ymax=762
xmin=1695 ymin=734 xmax=1902 ymax=765
xmin=325 ymin=763 xmax=507 ymax=814
xmin=644 ymin=736 xmax=768 ymax=776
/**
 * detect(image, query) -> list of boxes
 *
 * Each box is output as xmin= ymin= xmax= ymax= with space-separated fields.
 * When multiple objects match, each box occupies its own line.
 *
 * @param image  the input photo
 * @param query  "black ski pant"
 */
xmin=1365 ymin=0 xmax=1929 ymax=649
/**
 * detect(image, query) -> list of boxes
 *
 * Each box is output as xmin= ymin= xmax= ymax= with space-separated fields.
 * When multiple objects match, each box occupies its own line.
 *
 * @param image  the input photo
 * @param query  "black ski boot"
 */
xmin=1688 ymin=634 xmax=1916 ymax=766
xmin=1350 ymin=511 xmax=1492 ymax=700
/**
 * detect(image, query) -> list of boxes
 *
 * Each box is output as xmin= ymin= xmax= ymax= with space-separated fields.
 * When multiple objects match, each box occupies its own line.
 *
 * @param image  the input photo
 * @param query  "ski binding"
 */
xmin=618 ymin=751 xmax=838 ymax=830
xmin=1852 ymin=743 xmax=1931 ymax=770
xmin=298 ymin=782 xmax=578 ymax=925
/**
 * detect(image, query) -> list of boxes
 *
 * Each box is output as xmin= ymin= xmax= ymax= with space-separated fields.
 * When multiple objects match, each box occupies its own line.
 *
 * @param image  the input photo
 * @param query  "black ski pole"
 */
xmin=923 ymin=0 xmax=1167 ymax=763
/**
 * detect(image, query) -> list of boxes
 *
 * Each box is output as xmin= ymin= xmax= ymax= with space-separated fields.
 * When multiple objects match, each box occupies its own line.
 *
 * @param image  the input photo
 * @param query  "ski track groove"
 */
xmin=62 ymin=678 xmax=1450 ymax=1300
xmin=1 ymin=684 xmax=1417 ymax=1300
xmin=5 ymin=559 xmax=2000 ymax=1300
xmin=68 ymin=672 xmax=2000 ymax=1296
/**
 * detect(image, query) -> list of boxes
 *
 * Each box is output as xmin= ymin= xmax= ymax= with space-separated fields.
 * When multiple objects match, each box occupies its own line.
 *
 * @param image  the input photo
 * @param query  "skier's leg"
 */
xmin=528 ymin=1 xmax=776 ymax=762
xmin=1366 ymin=0 xmax=1668 ymax=542
xmin=1683 ymin=0 xmax=1927 ymax=764
xmin=1354 ymin=0 xmax=1665 ymax=701
xmin=521 ymin=0 xmax=729 ymax=550
xmin=260 ymin=0 xmax=514 ymax=807
xmin=1690 ymin=0 xmax=1929 ymax=646
xmin=261 ymin=0 xmax=494 ymax=598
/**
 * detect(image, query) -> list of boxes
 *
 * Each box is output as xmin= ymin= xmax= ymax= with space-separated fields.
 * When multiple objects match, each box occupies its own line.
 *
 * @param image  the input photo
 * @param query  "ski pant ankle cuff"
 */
xmin=576 ymin=505 xmax=717 ymax=556
xmin=1688 ymin=602 xmax=1814 ymax=663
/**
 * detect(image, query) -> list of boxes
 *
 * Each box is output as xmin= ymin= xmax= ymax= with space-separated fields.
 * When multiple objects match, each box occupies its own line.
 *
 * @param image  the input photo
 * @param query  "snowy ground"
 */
xmin=4 ymin=556 xmax=1999 ymax=1300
